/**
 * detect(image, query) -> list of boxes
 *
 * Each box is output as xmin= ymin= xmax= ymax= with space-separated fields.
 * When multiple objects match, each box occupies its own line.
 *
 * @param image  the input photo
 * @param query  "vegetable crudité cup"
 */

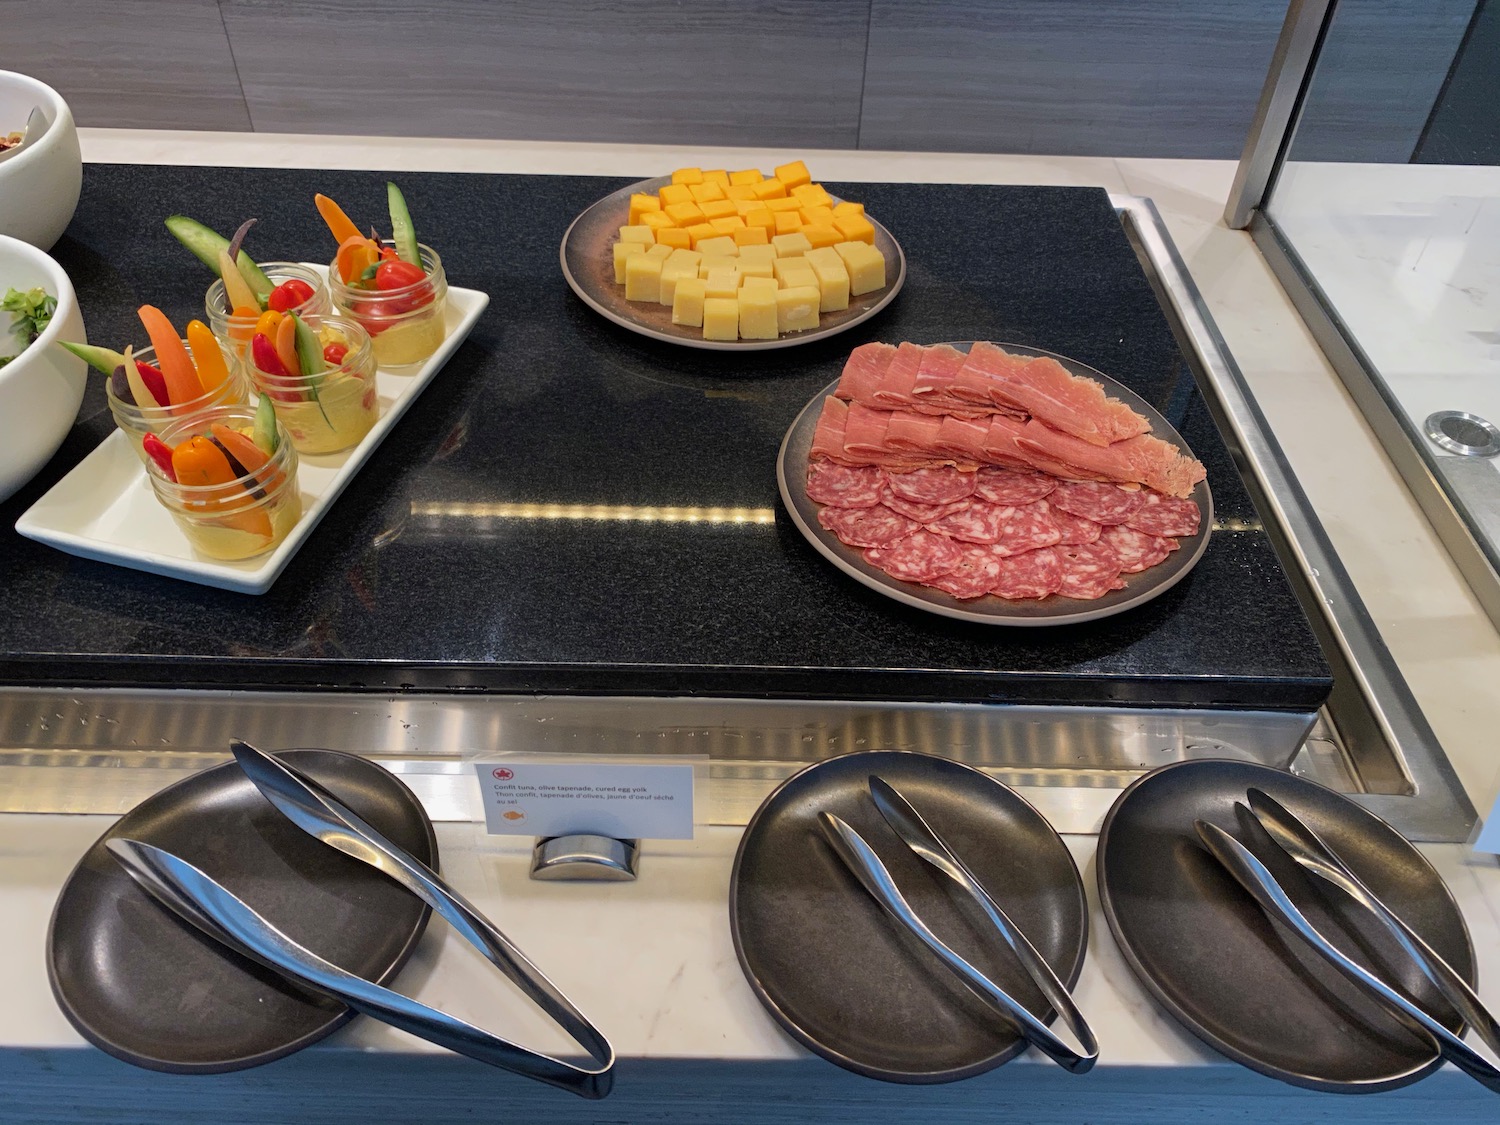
xmin=246 ymin=315 xmax=379 ymax=455
xmin=106 ymin=337 xmax=248 ymax=464
xmin=328 ymin=242 xmax=447 ymax=368
xmin=206 ymin=261 xmax=330 ymax=363
xmin=146 ymin=406 xmax=301 ymax=561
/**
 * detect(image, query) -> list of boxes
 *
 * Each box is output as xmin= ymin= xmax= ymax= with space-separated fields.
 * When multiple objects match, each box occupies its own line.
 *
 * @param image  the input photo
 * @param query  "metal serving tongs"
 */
xmin=1246 ymin=787 xmax=1500 ymax=1060
xmin=113 ymin=740 xmax=615 ymax=1098
xmin=817 ymin=777 xmax=1098 ymax=1073
xmin=1196 ymin=816 xmax=1500 ymax=1096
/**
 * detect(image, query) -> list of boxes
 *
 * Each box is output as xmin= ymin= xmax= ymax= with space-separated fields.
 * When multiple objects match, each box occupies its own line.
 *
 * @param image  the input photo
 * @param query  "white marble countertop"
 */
xmin=5 ymin=130 xmax=1500 ymax=1122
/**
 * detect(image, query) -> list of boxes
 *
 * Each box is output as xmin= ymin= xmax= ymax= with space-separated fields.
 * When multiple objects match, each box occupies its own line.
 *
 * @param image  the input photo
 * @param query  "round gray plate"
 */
xmin=730 ymin=750 xmax=1087 ymax=1083
xmin=560 ymin=174 xmax=906 ymax=350
xmin=776 ymin=341 xmax=1213 ymax=625
xmin=1097 ymin=759 xmax=1472 ymax=1093
xmin=47 ymin=749 xmax=437 ymax=1074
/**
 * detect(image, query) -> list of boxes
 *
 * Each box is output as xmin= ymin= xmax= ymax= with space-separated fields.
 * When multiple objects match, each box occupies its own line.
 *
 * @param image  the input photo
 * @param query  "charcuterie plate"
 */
xmin=560 ymin=175 xmax=905 ymax=351
xmin=776 ymin=342 xmax=1213 ymax=626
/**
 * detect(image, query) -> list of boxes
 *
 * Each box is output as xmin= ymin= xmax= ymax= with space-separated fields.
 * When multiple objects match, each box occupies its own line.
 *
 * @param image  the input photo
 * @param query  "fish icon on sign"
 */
xmin=503 ymin=809 xmax=526 ymax=822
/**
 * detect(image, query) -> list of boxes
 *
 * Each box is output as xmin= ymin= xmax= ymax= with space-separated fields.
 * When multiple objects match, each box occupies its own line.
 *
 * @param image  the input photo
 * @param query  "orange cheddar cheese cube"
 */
xmin=658 ymin=183 xmax=694 ymax=207
xmin=774 ymin=211 xmax=802 ymax=236
xmin=802 ymin=225 xmax=842 ymax=249
xmin=729 ymin=168 xmax=764 ymax=186
xmin=671 ymin=167 xmax=705 ymax=185
xmin=709 ymin=216 xmax=746 ymax=235
xmin=765 ymin=196 xmax=802 ymax=213
xmin=684 ymin=222 xmax=718 ymax=248
xmin=833 ymin=212 xmax=876 ymax=245
xmin=791 ymin=183 xmax=833 ymax=209
xmin=726 ymin=183 xmax=760 ymax=202
xmin=665 ymin=201 xmax=707 ymax=227
xmin=689 ymin=180 xmax=726 ymax=203
xmin=699 ymin=199 xmax=737 ymax=221
xmin=745 ymin=208 xmax=777 ymax=232
xmin=656 ymin=227 xmax=692 ymax=250
xmin=751 ymin=178 xmax=788 ymax=201
xmin=832 ymin=200 xmax=865 ymax=219
xmin=733 ymin=225 xmax=769 ymax=246
xmin=703 ymin=169 xmax=730 ymax=187
xmin=629 ymin=193 xmax=662 ymax=224
xmin=775 ymin=160 xmax=811 ymax=189
xmin=640 ymin=211 xmax=676 ymax=231
xmin=799 ymin=205 xmax=836 ymax=228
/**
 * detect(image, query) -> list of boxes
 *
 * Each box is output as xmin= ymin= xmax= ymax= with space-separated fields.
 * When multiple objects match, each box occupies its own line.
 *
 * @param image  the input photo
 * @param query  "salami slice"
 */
xmin=972 ymin=467 xmax=1056 ymax=505
xmin=880 ymin=486 xmax=971 ymax=523
xmin=992 ymin=500 xmax=1064 ymax=556
xmin=1049 ymin=481 xmax=1144 ymax=526
xmin=1050 ymin=507 xmax=1102 ymax=546
xmin=928 ymin=499 xmax=1010 ymax=544
xmin=926 ymin=545 xmax=1003 ymax=599
xmin=1100 ymin=524 xmax=1177 ymax=573
xmin=817 ymin=504 xmax=919 ymax=548
xmin=990 ymin=547 xmax=1063 ymax=601
xmin=1126 ymin=490 xmax=1202 ymax=538
xmin=806 ymin=461 xmax=885 ymax=508
xmin=864 ymin=530 xmax=965 ymax=582
xmin=886 ymin=466 xmax=976 ymax=506
xmin=1055 ymin=542 xmax=1127 ymax=600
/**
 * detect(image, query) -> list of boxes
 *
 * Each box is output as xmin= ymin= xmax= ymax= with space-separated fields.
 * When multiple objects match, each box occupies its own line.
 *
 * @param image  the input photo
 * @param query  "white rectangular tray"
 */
xmin=16 ymin=275 xmax=489 ymax=594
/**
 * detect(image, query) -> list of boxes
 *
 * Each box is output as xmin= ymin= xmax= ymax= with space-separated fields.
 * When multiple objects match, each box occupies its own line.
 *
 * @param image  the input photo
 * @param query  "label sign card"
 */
xmin=474 ymin=760 xmax=695 ymax=840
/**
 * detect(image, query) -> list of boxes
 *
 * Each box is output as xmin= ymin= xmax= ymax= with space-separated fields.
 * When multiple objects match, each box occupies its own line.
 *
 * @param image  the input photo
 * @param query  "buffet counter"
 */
xmin=3 ymin=132 xmax=1499 ymax=1123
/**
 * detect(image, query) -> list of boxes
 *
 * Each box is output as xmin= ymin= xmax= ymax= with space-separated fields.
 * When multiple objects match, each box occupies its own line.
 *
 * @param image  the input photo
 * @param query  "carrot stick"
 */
xmin=274 ymin=313 xmax=300 ymax=377
xmin=186 ymin=320 xmax=230 ymax=394
xmin=316 ymin=194 xmax=364 ymax=246
xmin=137 ymin=306 xmax=204 ymax=406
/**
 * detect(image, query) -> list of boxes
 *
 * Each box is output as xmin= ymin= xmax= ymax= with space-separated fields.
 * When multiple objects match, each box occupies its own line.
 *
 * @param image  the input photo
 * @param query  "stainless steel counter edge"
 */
xmin=1113 ymin=193 xmax=1474 ymax=840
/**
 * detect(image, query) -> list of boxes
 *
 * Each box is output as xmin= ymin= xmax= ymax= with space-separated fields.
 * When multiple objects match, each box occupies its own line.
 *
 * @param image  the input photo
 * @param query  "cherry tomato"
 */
xmin=267 ymin=278 xmax=316 ymax=312
xmin=380 ymin=246 xmax=400 ymax=262
xmin=323 ymin=343 xmax=349 ymax=365
xmin=375 ymin=260 xmax=427 ymax=291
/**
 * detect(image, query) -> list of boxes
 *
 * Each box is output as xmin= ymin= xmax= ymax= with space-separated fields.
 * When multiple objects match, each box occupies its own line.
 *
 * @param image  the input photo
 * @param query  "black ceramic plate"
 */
xmin=730 ymin=749 xmax=1087 ymax=1083
xmin=560 ymin=174 xmax=905 ymax=351
xmin=776 ymin=342 xmax=1213 ymax=625
xmin=47 ymin=749 xmax=437 ymax=1074
xmin=1097 ymin=759 xmax=1473 ymax=1092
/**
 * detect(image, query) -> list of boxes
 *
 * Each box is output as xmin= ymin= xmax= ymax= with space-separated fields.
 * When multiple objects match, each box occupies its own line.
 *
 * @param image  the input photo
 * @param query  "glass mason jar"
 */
xmin=105 ymin=337 xmax=249 ymax=463
xmin=245 ymin=315 xmax=379 ymax=455
xmin=327 ymin=242 xmax=448 ymax=369
xmin=205 ymin=261 xmax=331 ymax=363
xmin=145 ymin=406 xmax=301 ymax=561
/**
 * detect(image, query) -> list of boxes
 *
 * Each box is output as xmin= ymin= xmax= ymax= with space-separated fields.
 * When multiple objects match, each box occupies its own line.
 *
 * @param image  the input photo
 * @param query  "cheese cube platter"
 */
xmin=561 ymin=169 xmax=905 ymax=351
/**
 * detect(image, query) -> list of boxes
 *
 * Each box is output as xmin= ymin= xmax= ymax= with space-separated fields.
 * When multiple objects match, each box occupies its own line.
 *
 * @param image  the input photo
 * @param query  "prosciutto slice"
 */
xmin=963 ymin=342 xmax=1152 ymax=446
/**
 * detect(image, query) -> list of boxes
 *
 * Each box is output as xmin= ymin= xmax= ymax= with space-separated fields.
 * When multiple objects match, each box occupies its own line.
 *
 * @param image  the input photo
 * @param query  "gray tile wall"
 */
xmin=0 ymin=0 xmax=1478 ymax=159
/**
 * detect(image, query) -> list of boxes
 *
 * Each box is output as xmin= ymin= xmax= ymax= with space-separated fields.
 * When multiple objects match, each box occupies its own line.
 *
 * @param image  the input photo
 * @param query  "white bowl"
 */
xmin=0 ymin=71 xmax=83 ymax=250
xmin=0 ymin=235 xmax=86 ymax=503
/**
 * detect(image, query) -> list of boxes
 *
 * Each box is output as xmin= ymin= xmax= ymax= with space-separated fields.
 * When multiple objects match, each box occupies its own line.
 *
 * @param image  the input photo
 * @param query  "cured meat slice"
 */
xmin=973 ymin=467 xmax=1056 ymax=505
xmin=929 ymin=499 xmax=1010 ymax=544
xmin=1017 ymin=419 xmax=1206 ymax=498
xmin=884 ymin=410 xmax=946 ymax=453
xmin=964 ymin=342 xmax=1152 ymax=446
xmin=1049 ymin=481 xmax=1144 ymax=525
xmin=1126 ymin=490 xmax=1202 ymax=538
xmin=912 ymin=343 xmax=970 ymax=399
xmin=992 ymin=500 xmax=1064 ymax=556
xmin=926 ymin=545 xmax=1003 ymax=599
xmin=887 ymin=466 xmax=976 ymax=505
xmin=806 ymin=462 xmax=885 ymax=508
xmin=1055 ymin=542 xmax=1127 ymax=600
xmin=880 ymin=487 xmax=970 ymax=523
xmin=864 ymin=529 xmax=965 ymax=582
xmin=843 ymin=402 xmax=897 ymax=457
xmin=810 ymin=397 xmax=853 ymax=464
xmin=990 ymin=547 xmax=1063 ymax=600
xmin=1049 ymin=507 xmax=1103 ymax=546
xmin=1100 ymin=524 xmax=1177 ymax=573
xmin=934 ymin=415 xmax=1004 ymax=464
xmin=834 ymin=342 xmax=898 ymax=403
xmin=871 ymin=342 xmax=926 ymax=410
xmin=817 ymin=504 xmax=919 ymax=549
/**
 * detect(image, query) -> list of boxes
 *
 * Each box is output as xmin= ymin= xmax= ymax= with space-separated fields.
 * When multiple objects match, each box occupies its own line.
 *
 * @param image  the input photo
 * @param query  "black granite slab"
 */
xmin=0 ymin=165 xmax=1331 ymax=710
